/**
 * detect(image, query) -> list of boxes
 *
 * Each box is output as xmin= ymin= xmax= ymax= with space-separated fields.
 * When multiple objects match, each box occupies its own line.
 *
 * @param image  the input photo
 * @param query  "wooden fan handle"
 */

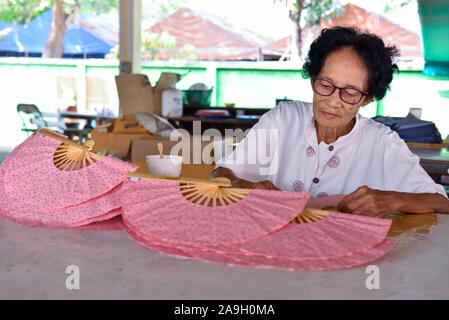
xmin=301 ymin=208 xmax=330 ymax=216
xmin=127 ymin=172 xmax=242 ymax=188
xmin=39 ymin=129 xmax=103 ymax=160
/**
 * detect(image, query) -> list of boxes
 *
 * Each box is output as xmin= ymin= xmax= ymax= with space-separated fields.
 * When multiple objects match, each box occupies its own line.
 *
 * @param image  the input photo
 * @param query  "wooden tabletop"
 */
xmin=59 ymin=111 xmax=116 ymax=121
xmin=167 ymin=115 xmax=259 ymax=125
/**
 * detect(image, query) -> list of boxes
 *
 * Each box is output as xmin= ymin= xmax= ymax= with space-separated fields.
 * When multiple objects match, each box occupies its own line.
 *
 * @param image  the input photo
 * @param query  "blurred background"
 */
xmin=0 ymin=0 xmax=448 ymax=151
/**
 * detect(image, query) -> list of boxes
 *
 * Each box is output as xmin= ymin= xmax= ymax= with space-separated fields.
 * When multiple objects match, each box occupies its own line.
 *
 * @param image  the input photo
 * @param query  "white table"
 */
xmin=1 ymin=214 xmax=449 ymax=300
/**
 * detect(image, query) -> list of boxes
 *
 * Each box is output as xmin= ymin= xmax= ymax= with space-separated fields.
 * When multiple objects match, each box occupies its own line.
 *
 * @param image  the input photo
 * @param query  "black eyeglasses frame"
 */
xmin=312 ymin=78 xmax=370 ymax=105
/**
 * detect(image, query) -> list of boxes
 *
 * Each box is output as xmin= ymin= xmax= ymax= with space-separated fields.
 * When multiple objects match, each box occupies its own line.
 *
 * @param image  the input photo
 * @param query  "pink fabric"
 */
xmin=120 ymin=178 xmax=310 ymax=246
xmin=0 ymin=159 xmax=126 ymax=228
xmin=123 ymin=205 xmax=395 ymax=271
xmin=235 ymin=212 xmax=392 ymax=259
xmin=0 ymin=205 xmax=124 ymax=231
xmin=124 ymin=215 xmax=396 ymax=271
xmin=74 ymin=213 xmax=125 ymax=231
xmin=307 ymin=194 xmax=345 ymax=209
xmin=0 ymin=132 xmax=137 ymax=211
xmin=222 ymin=239 xmax=396 ymax=271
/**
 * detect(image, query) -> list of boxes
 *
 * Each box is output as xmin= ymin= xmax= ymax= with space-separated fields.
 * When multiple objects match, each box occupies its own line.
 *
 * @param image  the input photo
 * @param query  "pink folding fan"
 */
xmin=123 ymin=212 xmax=395 ymax=271
xmin=120 ymin=173 xmax=310 ymax=246
xmin=307 ymin=194 xmax=345 ymax=210
xmin=120 ymin=174 xmax=395 ymax=271
xmin=0 ymin=129 xmax=137 ymax=228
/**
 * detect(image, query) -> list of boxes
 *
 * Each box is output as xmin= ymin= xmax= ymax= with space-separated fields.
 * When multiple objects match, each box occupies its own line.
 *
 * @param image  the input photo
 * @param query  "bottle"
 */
xmin=161 ymin=89 xmax=183 ymax=118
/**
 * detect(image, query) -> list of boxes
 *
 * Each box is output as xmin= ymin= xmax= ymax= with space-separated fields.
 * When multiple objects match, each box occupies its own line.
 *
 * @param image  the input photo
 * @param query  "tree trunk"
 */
xmin=42 ymin=1 xmax=68 ymax=58
xmin=291 ymin=18 xmax=302 ymax=61
xmin=288 ymin=0 xmax=303 ymax=62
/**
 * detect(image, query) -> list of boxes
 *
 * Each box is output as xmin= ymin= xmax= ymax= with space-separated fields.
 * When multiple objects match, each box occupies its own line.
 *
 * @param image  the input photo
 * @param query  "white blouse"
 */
xmin=217 ymin=100 xmax=447 ymax=198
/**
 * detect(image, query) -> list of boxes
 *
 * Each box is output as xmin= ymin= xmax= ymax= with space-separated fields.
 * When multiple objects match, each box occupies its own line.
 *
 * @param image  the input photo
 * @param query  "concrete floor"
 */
xmin=1 ymin=213 xmax=449 ymax=299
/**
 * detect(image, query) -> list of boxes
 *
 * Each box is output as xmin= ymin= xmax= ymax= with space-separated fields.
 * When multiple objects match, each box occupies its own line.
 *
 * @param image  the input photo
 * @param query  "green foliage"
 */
xmin=0 ymin=0 xmax=53 ymax=23
xmin=78 ymin=0 xmax=118 ymax=14
xmin=141 ymin=31 xmax=177 ymax=60
xmin=273 ymin=0 xmax=343 ymax=27
xmin=303 ymin=0 xmax=344 ymax=26
xmin=142 ymin=0 xmax=186 ymax=26
xmin=141 ymin=31 xmax=197 ymax=61
xmin=170 ymin=44 xmax=198 ymax=61
xmin=382 ymin=0 xmax=414 ymax=13
xmin=0 ymin=0 xmax=118 ymax=24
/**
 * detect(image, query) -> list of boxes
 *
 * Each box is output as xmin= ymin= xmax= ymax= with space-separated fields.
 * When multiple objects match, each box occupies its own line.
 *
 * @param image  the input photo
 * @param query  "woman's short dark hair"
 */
xmin=302 ymin=26 xmax=400 ymax=101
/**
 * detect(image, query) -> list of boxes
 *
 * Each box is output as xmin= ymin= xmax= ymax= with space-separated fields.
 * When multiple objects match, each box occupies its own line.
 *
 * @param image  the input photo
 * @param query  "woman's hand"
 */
xmin=337 ymin=186 xmax=401 ymax=218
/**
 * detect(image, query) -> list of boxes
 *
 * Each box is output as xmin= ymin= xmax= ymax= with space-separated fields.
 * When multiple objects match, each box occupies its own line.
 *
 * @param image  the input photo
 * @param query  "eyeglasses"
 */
xmin=312 ymin=78 xmax=370 ymax=105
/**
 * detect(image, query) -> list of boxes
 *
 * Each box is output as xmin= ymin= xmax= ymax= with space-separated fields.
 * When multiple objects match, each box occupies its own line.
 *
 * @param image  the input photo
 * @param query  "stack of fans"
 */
xmin=0 ymin=130 xmax=137 ymax=230
xmin=0 ymin=130 xmax=396 ymax=271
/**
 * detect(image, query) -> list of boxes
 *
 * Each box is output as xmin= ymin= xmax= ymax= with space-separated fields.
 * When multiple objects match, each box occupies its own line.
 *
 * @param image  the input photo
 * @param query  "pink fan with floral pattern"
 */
xmin=0 ymin=129 xmax=137 ymax=228
xmin=124 ymin=212 xmax=395 ymax=271
xmin=120 ymin=174 xmax=395 ymax=271
xmin=120 ymin=176 xmax=310 ymax=246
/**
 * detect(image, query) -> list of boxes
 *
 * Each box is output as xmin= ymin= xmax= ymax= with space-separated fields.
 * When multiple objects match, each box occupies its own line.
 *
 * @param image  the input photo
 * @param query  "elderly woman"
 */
xmin=212 ymin=26 xmax=449 ymax=217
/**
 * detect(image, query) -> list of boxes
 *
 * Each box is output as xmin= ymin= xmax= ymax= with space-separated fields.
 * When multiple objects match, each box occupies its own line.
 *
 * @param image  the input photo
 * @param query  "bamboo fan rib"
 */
xmin=127 ymin=173 xmax=252 ymax=207
xmin=0 ymin=129 xmax=138 ymax=229
xmin=292 ymin=208 xmax=330 ymax=224
xmin=35 ymin=129 xmax=102 ymax=171
xmin=120 ymin=177 xmax=309 ymax=246
xmin=53 ymin=140 xmax=97 ymax=171
xmin=180 ymin=182 xmax=251 ymax=207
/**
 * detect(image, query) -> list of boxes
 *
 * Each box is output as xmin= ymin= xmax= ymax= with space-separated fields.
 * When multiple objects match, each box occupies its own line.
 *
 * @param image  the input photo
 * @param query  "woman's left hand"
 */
xmin=337 ymin=186 xmax=401 ymax=218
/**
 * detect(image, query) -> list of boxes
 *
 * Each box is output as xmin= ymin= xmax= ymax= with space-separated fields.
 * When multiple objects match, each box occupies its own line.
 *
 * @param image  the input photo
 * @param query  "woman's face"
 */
xmin=312 ymin=46 xmax=372 ymax=132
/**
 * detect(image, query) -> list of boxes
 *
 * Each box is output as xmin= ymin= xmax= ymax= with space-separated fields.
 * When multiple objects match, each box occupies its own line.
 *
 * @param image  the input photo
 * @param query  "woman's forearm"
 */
xmin=210 ymin=167 xmax=279 ymax=190
xmin=210 ymin=167 xmax=256 ymax=188
xmin=396 ymin=192 xmax=449 ymax=214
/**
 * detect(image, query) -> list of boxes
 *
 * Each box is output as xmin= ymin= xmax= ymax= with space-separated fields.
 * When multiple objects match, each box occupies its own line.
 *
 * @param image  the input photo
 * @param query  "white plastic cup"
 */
xmin=146 ymin=155 xmax=183 ymax=177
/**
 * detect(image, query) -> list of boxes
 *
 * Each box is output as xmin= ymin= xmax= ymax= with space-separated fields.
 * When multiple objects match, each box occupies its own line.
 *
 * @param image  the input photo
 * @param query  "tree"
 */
xmin=382 ymin=0 xmax=414 ymax=13
xmin=141 ymin=31 xmax=198 ymax=61
xmin=141 ymin=0 xmax=186 ymax=27
xmin=43 ymin=0 xmax=118 ymax=58
xmin=274 ymin=0 xmax=343 ymax=60
xmin=42 ymin=0 xmax=79 ymax=58
xmin=140 ymin=0 xmax=197 ymax=61
xmin=0 ymin=0 xmax=118 ymax=58
xmin=0 ymin=0 xmax=48 ymax=23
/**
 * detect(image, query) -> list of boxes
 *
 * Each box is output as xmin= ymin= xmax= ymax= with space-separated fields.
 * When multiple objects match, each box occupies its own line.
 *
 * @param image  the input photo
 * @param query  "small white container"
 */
xmin=146 ymin=155 xmax=183 ymax=177
xmin=161 ymin=89 xmax=183 ymax=117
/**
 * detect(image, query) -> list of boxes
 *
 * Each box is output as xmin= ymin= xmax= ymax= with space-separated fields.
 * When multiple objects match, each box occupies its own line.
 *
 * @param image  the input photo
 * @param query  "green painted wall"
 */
xmin=0 ymin=59 xmax=448 ymax=151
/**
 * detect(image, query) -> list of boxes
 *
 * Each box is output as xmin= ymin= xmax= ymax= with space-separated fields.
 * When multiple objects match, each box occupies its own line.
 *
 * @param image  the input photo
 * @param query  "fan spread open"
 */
xmin=292 ymin=208 xmax=330 ymax=224
xmin=34 ymin=130 xmax=103 ymax=171
xmin=0 ymin=129 xmax=137 ymax=229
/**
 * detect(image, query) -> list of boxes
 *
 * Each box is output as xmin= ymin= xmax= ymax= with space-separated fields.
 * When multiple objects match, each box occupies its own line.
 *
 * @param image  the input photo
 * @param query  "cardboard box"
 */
xmin=91 ymin=120 xmax=151 ymax=158
xmin=131 ymin=135 xmax=217 ymax=165
xmin=115 ymin=73 xmax=181 ymax=117
xmin=112 ymin=117 xmax=149 ymax=134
